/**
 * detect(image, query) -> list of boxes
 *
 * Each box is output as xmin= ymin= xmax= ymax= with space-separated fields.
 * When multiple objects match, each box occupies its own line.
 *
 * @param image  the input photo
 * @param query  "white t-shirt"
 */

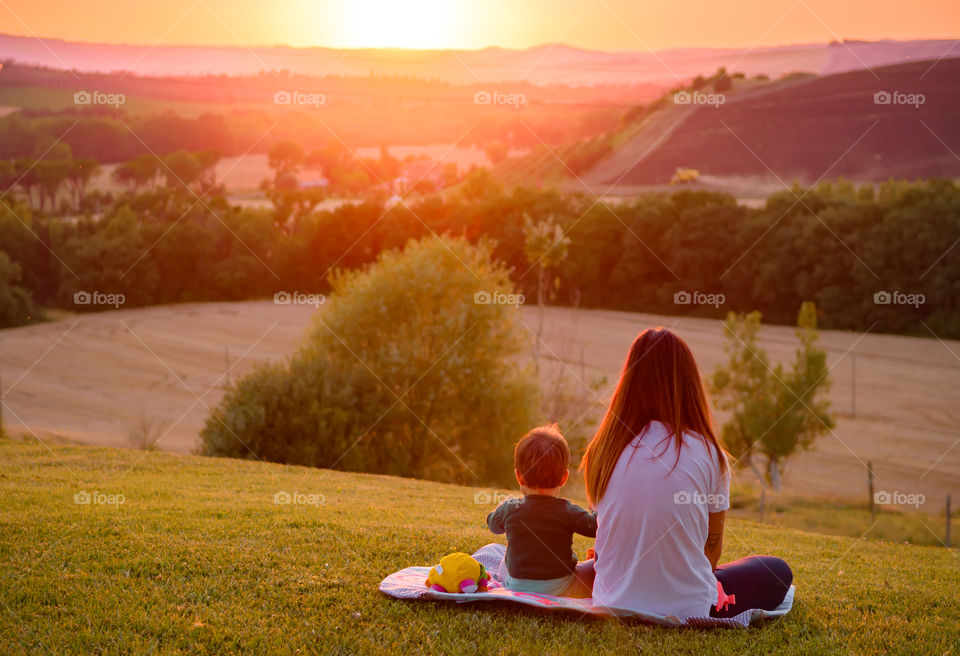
xmin=592 ymin=420 xmax=730 ymax=620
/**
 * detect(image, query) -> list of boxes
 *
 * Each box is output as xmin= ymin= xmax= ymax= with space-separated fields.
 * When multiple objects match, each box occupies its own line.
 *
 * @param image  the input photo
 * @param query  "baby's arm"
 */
xmin=567 ymin=502 xmax=598 ymax=538
xmin=486 ymin=498 xmax=515 ymax=535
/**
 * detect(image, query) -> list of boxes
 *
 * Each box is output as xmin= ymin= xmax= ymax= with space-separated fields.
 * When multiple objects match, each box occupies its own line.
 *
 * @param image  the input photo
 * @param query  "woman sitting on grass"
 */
xmin=578 ymin=328 xmax=793 ymax=620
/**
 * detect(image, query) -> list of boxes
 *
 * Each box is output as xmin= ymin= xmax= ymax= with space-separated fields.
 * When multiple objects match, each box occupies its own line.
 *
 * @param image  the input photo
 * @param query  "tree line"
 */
xmin=0 ymin=111 xmax=233 ymax=163
xmin=1 ymin=175 xmax=957 ymax=340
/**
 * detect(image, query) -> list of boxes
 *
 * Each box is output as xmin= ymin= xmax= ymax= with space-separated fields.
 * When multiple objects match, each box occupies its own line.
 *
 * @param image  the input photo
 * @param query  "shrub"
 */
xmin=0 ymin=250 xmax=34 ymax=328
xmin=201 ymin=235 xmax=539 ymax=486
xmin=710 ymin=302 xmax=835 ymax=490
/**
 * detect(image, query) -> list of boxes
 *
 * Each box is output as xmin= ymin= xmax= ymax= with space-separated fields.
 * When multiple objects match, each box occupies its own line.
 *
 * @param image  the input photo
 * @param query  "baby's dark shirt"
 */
xmin=486 ymin=495 xmax=597 ymax=580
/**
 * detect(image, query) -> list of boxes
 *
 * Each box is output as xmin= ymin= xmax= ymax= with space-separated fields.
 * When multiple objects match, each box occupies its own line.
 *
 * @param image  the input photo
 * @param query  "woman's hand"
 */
xmin=705 ymin=511 xmax=725 ymax=570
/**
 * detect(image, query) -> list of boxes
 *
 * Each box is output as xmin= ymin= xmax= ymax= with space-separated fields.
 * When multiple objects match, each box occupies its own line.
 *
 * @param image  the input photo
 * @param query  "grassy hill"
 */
xmin=2 ymin=438 xmax=958 ymax=655
xmin=5 ymin=302 xmax=958 ymax=515
xmin=498 ymin=57 xmax=960 ymax=194
xmin=613 ymin=58 xmax=960 ymax=185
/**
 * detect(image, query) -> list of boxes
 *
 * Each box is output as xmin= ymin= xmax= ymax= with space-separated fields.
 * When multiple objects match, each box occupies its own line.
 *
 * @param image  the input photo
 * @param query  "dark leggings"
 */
xmin=710 ymin=555 xmax=793 ymax=618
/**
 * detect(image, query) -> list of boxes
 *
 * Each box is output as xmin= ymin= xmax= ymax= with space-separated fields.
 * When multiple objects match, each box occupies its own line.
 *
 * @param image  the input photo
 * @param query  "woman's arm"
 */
xmin=705 ymin=511 xmax=725 ymax=570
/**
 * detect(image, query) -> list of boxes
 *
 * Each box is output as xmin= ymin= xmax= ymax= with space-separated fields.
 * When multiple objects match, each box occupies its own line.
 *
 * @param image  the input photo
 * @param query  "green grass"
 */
xmin=726 ymin=486 xmax=957 ymax=548
xmin=1 ymin=439 xmax=958 ymax=655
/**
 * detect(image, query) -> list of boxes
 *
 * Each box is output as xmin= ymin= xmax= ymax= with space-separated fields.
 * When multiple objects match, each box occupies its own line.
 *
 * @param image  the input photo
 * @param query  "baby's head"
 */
xmin=514 ymin=424 xmax=570 ymax=495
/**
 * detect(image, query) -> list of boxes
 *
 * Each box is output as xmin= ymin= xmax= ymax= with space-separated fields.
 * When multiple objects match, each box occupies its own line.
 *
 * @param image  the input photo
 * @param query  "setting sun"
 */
xmin=333 ymin=0 xmax=460 ymax=49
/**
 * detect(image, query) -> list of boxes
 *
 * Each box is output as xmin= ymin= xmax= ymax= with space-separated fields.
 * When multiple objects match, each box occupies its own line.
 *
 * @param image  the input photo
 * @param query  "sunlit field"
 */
xmin=2 ymin=302 xmax=958 ymax=519
xmin=2 ymin=440 xmax=958 ymax=654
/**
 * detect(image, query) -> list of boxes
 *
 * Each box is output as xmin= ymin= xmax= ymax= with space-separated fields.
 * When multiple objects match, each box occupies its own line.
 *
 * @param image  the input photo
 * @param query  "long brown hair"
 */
xmin=581 ymin=327 xmax=728 ymax=506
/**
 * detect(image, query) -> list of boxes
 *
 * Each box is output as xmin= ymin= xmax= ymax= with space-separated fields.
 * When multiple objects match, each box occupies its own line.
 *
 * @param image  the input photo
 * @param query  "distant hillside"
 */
xmin=0 ymin=60 xmax=661 ymax=109
xmin=539 ymin=57 xmax=960 ymax=190
xmin=1 ymin=32 xmax=958 ymax=85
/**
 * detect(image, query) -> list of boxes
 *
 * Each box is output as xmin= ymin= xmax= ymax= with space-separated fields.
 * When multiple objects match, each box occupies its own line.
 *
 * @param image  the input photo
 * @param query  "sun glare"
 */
xmin=335 ymin=0 xmax=459 ymax=49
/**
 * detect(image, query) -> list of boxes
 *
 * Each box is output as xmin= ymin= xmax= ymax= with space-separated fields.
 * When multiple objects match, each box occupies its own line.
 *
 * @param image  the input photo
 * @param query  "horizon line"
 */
xmin=2 ymin=30 xmax=959 ymax=56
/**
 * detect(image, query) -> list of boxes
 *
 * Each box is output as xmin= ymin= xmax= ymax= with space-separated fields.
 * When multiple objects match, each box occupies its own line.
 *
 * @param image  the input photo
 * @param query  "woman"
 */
xmin=578 ymin=328 xmax=792 ymax=620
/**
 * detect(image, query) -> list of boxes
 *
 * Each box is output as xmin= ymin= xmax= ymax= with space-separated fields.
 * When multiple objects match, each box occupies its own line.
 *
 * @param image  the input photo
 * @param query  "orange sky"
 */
xmin=0 ymin=0 xmax=958 ymax=51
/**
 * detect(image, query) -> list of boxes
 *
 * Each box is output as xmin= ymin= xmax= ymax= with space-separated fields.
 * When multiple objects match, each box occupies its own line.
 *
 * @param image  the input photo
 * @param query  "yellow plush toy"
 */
xmin=425 ymin=552 xmax=491 ymax=593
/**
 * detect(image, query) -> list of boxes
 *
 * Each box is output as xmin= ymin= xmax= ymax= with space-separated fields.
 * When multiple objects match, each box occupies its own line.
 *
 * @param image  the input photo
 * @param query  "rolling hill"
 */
xmin=2 ymin=32 xmax=958 ymax=85
xmin=497 ymin=57 xmax=960 ymax=196
xmin=560 ymin=57 xmax=960 ymax=192
xmin=613 ymin=58 xmax=960 ymax=185
xmin=1 ymin=439 xmax=958 ymax=654
xmin=1 ymin=302 xmax=957 ymax=513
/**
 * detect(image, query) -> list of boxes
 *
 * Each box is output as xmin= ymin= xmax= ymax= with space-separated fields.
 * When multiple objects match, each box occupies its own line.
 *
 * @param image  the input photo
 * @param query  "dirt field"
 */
xmin=89 ymin=146 xmax=512 ymax=197
xmin=1 ymin=302 xmax=957 ymax=511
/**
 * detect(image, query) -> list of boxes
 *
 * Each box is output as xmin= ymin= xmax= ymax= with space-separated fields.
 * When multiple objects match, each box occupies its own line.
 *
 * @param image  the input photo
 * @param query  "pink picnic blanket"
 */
xmin=379 ymin=543 xmax=795 ymax=628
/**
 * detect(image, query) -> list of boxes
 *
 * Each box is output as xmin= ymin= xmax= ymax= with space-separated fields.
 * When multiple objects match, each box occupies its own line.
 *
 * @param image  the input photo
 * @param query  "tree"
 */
xmin=34 ymin=138 xmax=72 ymax=162
xmin=200 ymin=235 xmax=539 ymax=485
xmin=59 ymin=207 xmax=159 ymax=307
xmin=13 ymin=160 xmax=40 ymax=208
xmin=129 ymin=154 xmax=161 ymax=192
xmin=111 ymin=163 xmax=138 ymax=194
xmin=459 ymin=167 xmax=498 ymax=201
xmin=65 ymin=158 xmax=100 ymax=210
xmin=267 ymin=141 xmax=304 ymax=181
xmin=112 ymin=154 xmax=161 ymax=195
xmin=484 ymin=141 xmax=510 ymax=166
xmin=263 ymin=183 xmax=326 ymax=233
xmin=375 ymin=145 xmax=401 ymax=182
xmin=162 ymin=151 xmax=202 ymax=193
xmin=713 ymin=66 xmax=732 ymax=93
xmin=195 ymin=149 xmax=223 ymax=194
xmin=305 ymin=142 xmax=346 ymax=177
xmin=34 ymin=160 xmax=71 ymax=212
xmin=710 ymin=302 xmax=834 ymax=491
xmin=0 ymin=160 xmax=15 ymax=194
xmin=523 ymin=213 xmax=570 ymax=367
xmin=0 ymin=250 xmax=34 ymax=328
xmin=440 ymin=161 xmax=459 ymax=188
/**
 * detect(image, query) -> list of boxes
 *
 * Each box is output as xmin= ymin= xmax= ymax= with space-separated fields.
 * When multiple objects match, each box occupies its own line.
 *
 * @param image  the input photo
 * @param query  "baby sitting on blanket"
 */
xmin=486 ymin=424 xmax=597 ymax=598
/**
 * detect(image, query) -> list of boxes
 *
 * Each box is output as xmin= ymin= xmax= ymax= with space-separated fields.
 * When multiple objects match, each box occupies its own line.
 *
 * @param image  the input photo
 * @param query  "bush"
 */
xmin=201 ymin=235 xmax=539 ymax=486
xmin=710 ymin=302 xmax=835 ymax=491
xmin=0 ymin=250 xmax=34 ymax=328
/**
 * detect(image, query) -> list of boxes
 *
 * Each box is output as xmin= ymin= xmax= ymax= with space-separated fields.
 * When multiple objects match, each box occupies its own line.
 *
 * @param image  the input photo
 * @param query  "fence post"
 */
xmin=947 ymin=494 xmax=952 ymax=548
xmin=868 ymin=460 xmax=876 ymax=521
xmin=759 ymin=487 xmax=765 ymax=523
xmin=851 ymin=353 xmax=856 ymax=417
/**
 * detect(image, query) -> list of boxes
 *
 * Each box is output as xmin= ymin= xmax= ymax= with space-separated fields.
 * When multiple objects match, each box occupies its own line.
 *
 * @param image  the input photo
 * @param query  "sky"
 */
xmin=0 ymin=0 xmax=958 ymax=51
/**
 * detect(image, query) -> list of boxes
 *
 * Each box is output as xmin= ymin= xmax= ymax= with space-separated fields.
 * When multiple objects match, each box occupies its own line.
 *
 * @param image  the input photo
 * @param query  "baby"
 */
xmin=486 ymin=424 xmax=597 ymax=596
